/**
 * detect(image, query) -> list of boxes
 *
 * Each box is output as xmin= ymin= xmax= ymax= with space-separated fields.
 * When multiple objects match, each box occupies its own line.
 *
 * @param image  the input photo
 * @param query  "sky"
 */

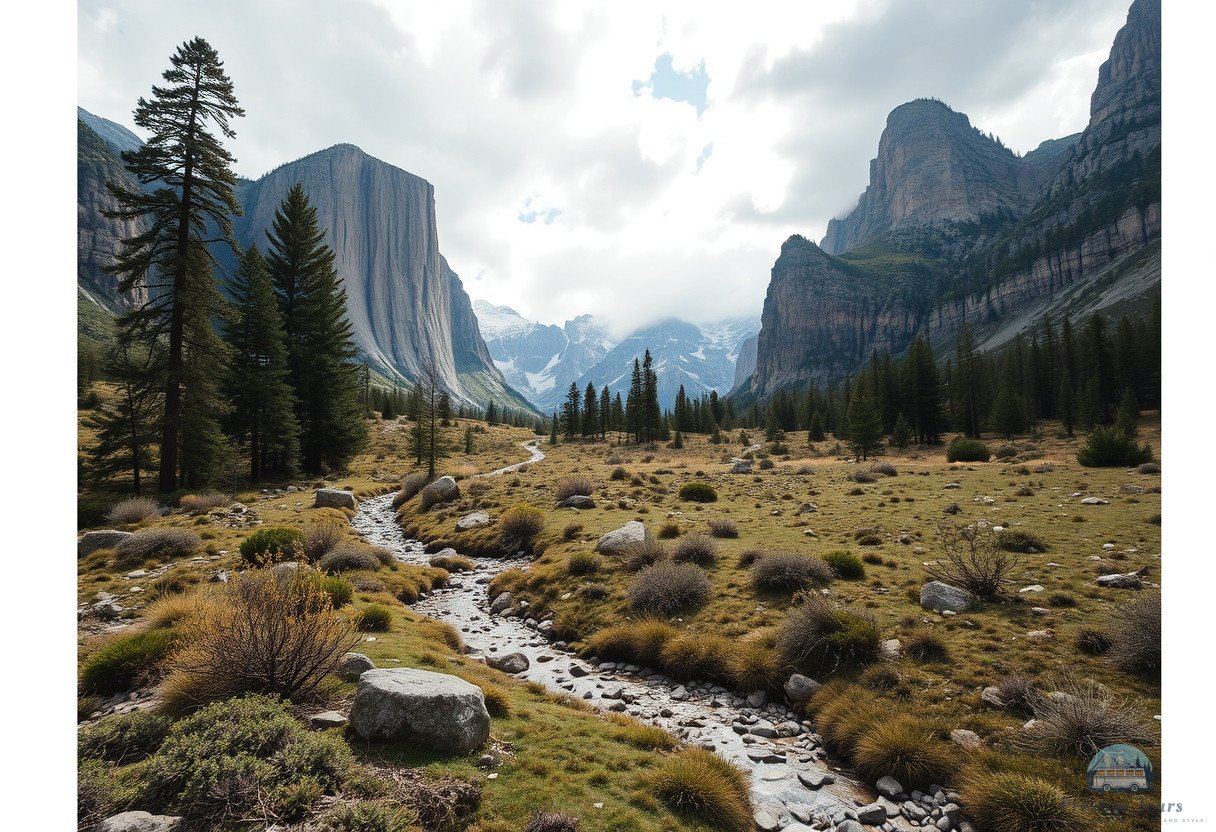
xmin=77 ymin=0 xmax=1132 ymax=338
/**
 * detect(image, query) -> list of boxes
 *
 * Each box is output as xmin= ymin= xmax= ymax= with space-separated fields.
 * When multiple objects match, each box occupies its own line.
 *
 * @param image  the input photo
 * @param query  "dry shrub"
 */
xmin=726 ymin=641 xmax=782 ymax=692
xmin=318 ymin=544 xmax=381 ymax=574
xmin=478 ymin=682 xmax=512 ymax=718
xmin=629 ymin=562 xmax=710 ymax=615
xmin=736 ymin=549 xmax=763 ymax=568
xmin=143 ymin=594 xmax=222 ymax=630
xmin=961 ymin=772 xmax=1082 ymax=832
xmin=646 ymin=748 xmax=752 ymax=832
xmin=658 ymin=633 xmax=733 ymax=683
xmin=904 ymin=629 xmax=949 ymax=662
xmin=994 ymin=675 xmax=1037 ymax=715
xmin=813 ymin=686 xmax=885 ymax=755
xmin=585 ymin=620 xmax=678 ymax=666
xmin=430 ymin=552 xmax=475 ymax=572
xmin=672 ymin=533 xmax=718 ymax=566
xmin=853 ymin=715 xmax=955 ymax=791
xmin=159 ymin=566 xmax=358 ymax=713
xmin=555 ymin=476 xmax=594 ymax=502
xmin=622 ymin=539 xmax=669 ymax=572
xmin=393 ymin=472 xmax=430 ymax=508
xmin=606 ymin=713 xmax=677 ymax=751
xmin=303 ymin=521 xmax=346 ymax=561
xmin=869 ymin=462 xmax=897 ymax=477
xmin=357 ymin=604 xmax=393 ymax=632
xmin=499 ymin=503 xmax=545 ymax=554
xmin=657 ymin=521 xmax=681 ymax=539
xmin=106 ymin=496 xmax=161 ymax=524
xmin=453 ymin=463 xmax=478 ymax=480
xmin=525 ymin=811 xmax=581 ymax=832
xmin=179 ymin=493 xmax=229 ymax=514
xmin=609 ymin=466 xmax=628 ymax=481
xmin=563 ymin=523 xmax=583 ymax=541
xmin=1109 ymin=592 xmax=1160 ymax=679
xmin=1075 ymin=628 xmax=1111 ymax=656
xmin=849 ymin=469 xmax=877 ymax=483
xmin=80 ymin=629 xmax=179 ymax=695
xmin=708 ymin=519 xmax=738 ymax=539
xmin=775 ymin=593 xmax=880 ymax=675
xmin=1015 ymin=672 xmax=1151 ymax=758
xmin=566 ymin=551 xmax=600 ymax=576
xmin=750 ymin=552 xmax=832 ymax=594
xmin=580 ymin=582 xmax=611 ymax=600
xmin=926 ymin=520 xmax=1020 ymax=598
xmin=116 ymin=528 xmax=202 ymax=565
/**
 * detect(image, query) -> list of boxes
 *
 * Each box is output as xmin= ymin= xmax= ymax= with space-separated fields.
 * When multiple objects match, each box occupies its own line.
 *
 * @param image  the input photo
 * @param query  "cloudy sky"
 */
xmin=78 ymin=0 xmax=1131 ymax=337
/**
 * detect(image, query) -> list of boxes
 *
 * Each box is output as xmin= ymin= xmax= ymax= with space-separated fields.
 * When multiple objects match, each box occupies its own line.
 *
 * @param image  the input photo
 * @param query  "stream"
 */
xmin=350 ymin=441 xmax=907 ymax=831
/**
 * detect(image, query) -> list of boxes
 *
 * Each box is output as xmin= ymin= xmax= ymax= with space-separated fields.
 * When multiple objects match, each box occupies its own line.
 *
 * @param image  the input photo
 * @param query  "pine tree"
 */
xmin=808 ymin=410 xmax=825 ymax=443
xmin=954 ymin=326 xmax=983 ymax=438
xmin=989 ymin=377 xmax=1029 ymax=440
xmin=464 ymin=425 xmax=474 ymax=455
xmin=84 ymin=340 xmax=163 ymax=494
xmin=381 ymin=390 xmax=397 ymax=420
xmin=486 ymin=401 xmax=499 ymax=426
xmin=105 ymin=37 xmax=244 ymax=492
xmin=223 ymin=245 xmax=300 ymax=482
xmin=549 ymin=411 xmax=559 ymax=445
xmin=890 ymin=412 xmax=913 ymax=449
xmin=438 ymin=393 xmax=451 ymax=426
xmin=626 ymin=358 xmax=643 ymax=443
xmin=1115 ymin=386 xmax=1140 ymax=435
xmin=642 ymin=350 xmax=660 ymax=443
xmin=672 ymin=426 xmax=684 ymax=449
xmin=582 ymin=383 xmax=598 ymax=439
xmin=563 ymin=382 xmax=581 ymax=439
xmin=599 ymin=386 xmax=611 ymax=439
xmin=266 ymin=184 xmax=366 ymax=472
xmin=903 ymin=336 xmax=946 ymax=444
xmin=1058 ymin=364 xmax=1076 ymax=438
xmin=847 ymin=382 xmax=885 ymax=461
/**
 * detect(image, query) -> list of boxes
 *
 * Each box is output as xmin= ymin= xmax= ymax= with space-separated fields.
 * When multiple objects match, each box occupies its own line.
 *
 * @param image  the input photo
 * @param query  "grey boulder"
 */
xmin=595 ymin=520 xmax=649 ymax=554
xmin=336 ymin=652 xmax=376 ymax=682
xmin=420 ymin=476 xmax=460 ymax=509
xmin=920 ymin=580 xmax=975 ymax=613
xmin=729 ymin=460 xmax=753 ymax=474
xmin=783 ymin=673 xmax=821 ymax=701
xmin=489 ymin=592 xmax=514 ymax=614
xmin=78 ymin=530 xmax=133 ymax=558
xmin=95 ymin=812 xmax=182 ymax=832
xmin=314 ymin=488 xmax=357 ymax=510
xmin=559 ymin=495 xmax=596 ymax=509
xmin=456 ymin=511 xmax=490 ymax=531
xmin=486 ymin=652 xmax=530 ymax=674
xmin=349 ymin=668 xmax=490 ymax=753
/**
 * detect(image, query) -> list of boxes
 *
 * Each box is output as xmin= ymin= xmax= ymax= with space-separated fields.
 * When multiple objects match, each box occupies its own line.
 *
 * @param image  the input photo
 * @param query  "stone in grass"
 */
xmin=595 ymin=520 xmax=649 ymax=554
xmin=350 ymin=669 xmax=490 ymax=753
xmin=784 ymin=673 xmax=821 ymax=701
xmin=920 ymin=581 xmax=975 ymax=613
xmin=456 ymin=511 xmax=490 ymax=531
xmin=313 ymin=488 xmax=356 ymax=510
xmin=489 ymin=592 xmax=514 ymax=614
xmin=78 ymin=530 xmax=133 ymax=558
xmin=950 ymin=728 xmax=984 ymax=750
xmin=419 ymin=476 xmax=460 ymax=508
xmin=96 ymin=812 xmax=183 ymax=832
xmin=308 ymin=710 xmax=348 ymax=729
xmin=559 ymin=495 xmax=596 ymax=509
xmin=336 ymin=652 xmax=375 ymax=682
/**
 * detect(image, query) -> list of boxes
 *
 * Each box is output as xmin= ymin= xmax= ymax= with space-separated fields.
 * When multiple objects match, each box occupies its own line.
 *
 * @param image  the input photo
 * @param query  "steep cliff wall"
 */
xmin=77 ymin=120 xmax=146 ymax=315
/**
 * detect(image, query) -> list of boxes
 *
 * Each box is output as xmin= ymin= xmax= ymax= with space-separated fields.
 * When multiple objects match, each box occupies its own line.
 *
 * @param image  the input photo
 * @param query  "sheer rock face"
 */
xmin=77 ymin=120 xmax=146 ymax=314
xmin=729 ymin=334 xmax=758 ymax=395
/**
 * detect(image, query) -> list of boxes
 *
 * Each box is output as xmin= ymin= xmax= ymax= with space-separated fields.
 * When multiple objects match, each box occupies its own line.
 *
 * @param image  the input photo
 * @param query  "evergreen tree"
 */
xmin=599 ymin=386 xmax=612 ymax=439
xmin=381 ymin=391 xmax=396 ymax=421
xmin=1077 ymin=376 xmax=1100 ymax=432
xmin=903 ymin=336 xmax=946 ymax=444
xmin=438 ymin=393 xmax=451 ymax=426
xmin=1115 ymin=386 xmax=1140 ymax=435
xmin=808 ymin=410 xmax=825 ymax=443
xmin=626 ymin=358 xmax=643 ymax=443
xmin=105 ymin=37 xmax=244 ymax=492
xmin=563 ymin=382 xmax=581 ymax=439
xmin=847 ymin=382 xmax=885 ymax=461
xmin=1058 ymin=364 xmax=1076 ymax=437
xmin=672 ymin=426 xmax=684 ymax=449
xmin=890 ymin=412 xmax=913 ymax=449
xmin=582 ymin=383 xmax=598 ymax=439
xmin=407 ymin=385 xmax=424 ymax=465
xmin=989 ymin=376 xmax=1029 ymax=440
xmin=642 ymin=350 xmax=661 ymax=443
xmin=486 ymin=400 xmax=499 ymax=426
xmin=549 ymin=411 xmax=559 ymax=445
xmin=954 ymin=326 xmax=983 ymax=438
xmin=612 ymin=393 xmax=625 ymax=444
xmin=266 ymin=184 xmax=365 ymax=472
xmin=84 ymin=340 xmax=163 ymax=494
xmin=464 ymin=425 xmax=474 ymax=455
xmin=223 ymin=245 xmax=299 ymax=482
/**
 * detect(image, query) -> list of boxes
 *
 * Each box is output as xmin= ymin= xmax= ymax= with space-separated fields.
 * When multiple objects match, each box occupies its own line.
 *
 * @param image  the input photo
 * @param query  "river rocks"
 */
xmin=456 ymin=511 xmax=490 ymax=531
xmin=876 ymin=775 xmax=904 ymax=799
xmin=308 ymin=710 xmax=348 ymax=729
xmin=1019 ymin=584 xmax=1044 ymax=593
xmin=836 ymin=822 xmax=864 ymax=832
xmin=920 ymin=581 xmax=975 ymax=612
xmin=798 ymin=769 xmax=834 ymax=789
xmin=783 ymin=673 xmax=821 ymax=701
xmin=568 ymin=663 xmax=589 ymax=678
xmin=753 ymin=805 xmax=783 ymax=831
xmin=670 ymin=685 xmax=689 ymax=701
xmin=485 ymin=652 xmax=529 ymax=674
xmin=349 ymin=668 xmax=490 ymax=753
xmin=314 ymin=488 xmax=357 ymax=510
xmin=950 ymin=728 xmax=984 ymax=750
xmin=95 ymin=812 xmax=182 ymax=832
xmin=489 ymin=592 xmax=514 ymax=614
xmin=855 ymin=803 xmax=887 ymax=825
xmin=419 ymin=476 xmax=460 ymax=509
xmin=746 ymin=690 xmax=768 ymax=708
xmin=337 ymin=652 xmax=375 ymax=682
xmin=79 ymin=530 xmax=132 ymax=558
xmin=595 ymin=520 xmax=648 ymax=554
xmin=559 ymin=495 xmax=596 ymax=509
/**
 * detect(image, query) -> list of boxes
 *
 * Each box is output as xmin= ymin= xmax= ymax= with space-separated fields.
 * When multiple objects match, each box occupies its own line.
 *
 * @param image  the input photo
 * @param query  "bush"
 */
xmin=555 ymin=476 xmax=594 ymax=502
xmin=429 ymin=553 xmax=475 ymax=572
xmin=629 ymin=562 xmax=711 ymax=616
xmin=239 ymin=527 xmax=303 ymax=565
xmin=357 ymin=604 xmax=393 ymax=632
xmin=80 ymin=629 xmax=179 ymax=695
xmin=849 ymin=469 xmax=876 ymax=483
xmin=726 ymin=641 xmax=782 ymax=693
xmin=159 ymin=567 xmax=358 ymax=712
xmin=678 ymin=482 xmax=718 ymax=503
xmin=106 ymin=496 xmax=161 ymax=524
xmin=142 ymin=694 xmax=354 ymax=825
xmin=997 ymin=529 xmax=1047 ymax=553
xmin=293 ymin=568 xmax=356 ymax=609
xmin=318 ymin=544 xmax=381 ymax=573
xmin=1017 ymin=672 xmax=1150 ymax=757
xmin=393 ymin=472 xmax=430 ymax=507
xmin=657 ymin=521 xmax=681 ymax=539
xmin=303 ymin=521 xmax=346 ymax=561
xmin=904 ymin=629 xmax=949 ymax=662
xmin=499 ymin=503 xmax=545 ymax=553
xmin=116 ymin=528 xmax=202 ymax=565
xmin=78 ymin=710 xmax=172 ymax=765
xmin=1076 ymin=628 xmax=1112 ymax=656
xmin=647 ymin=747 xmax=752 ymax=832
xmin=994 ymin=444 xmax=1018 ymax=460
xmin=567 ymin=551 xmax=600 ymax=576
xmin=853 ymin=715 xmax=955 ymax=791
xmin=995 ymin=675 xmax=1036 ymax=714
xmin=672 ymin=533 xmax=719 ymax=566
xmin=822 ymin=550 xmax=865 ymax=580
xmin=525 ymin=810 xmax=582 ymax=832
xmin=607 ymin=713 xmax=677 ymax=751
xmin=708 ymin=519 xmax=738 ymax=538
xmin=320 ymin=801 xmax=414 ymax=832
xmin=609 ymin=466 xmax=628 ymax=481
xmin=580 ymin=582 xmax=611 ymax=600
xmin=736 ymin=549 xmax=763 ymax=568
xmin=869 ymin=462 xmax=897 ymax=477
xmin=946 ymin=437 xmax=991 ymax=463
xmin=1109 ymin=592 xmax=1160 ymax=678
xmin=775 ymin=594 xmax=880 ymax=675
xmin=623 ymin=539 xmax=669 ymax=572
xmin=478 ymin=682 xmax=512 ymax=718
xmin=585 ymin=620 xmax=678 ymax=666
xmin=1076 ymin=425 xmax=1154 ymax=467
xmin=179 ymin=492 xmax=229 ymax=514
xmin=750 ymin=552 xmax=833 ymax=594
xmin=813 ymin=686 xmax=885 ymax=755
xmin=926 ymin=520 xmax=1020 ymax=598
xmin=658 ymin=633 xmax=733 ymax=683
xmin=758 ymin=458 xmax=775 ymax=470
xmin=563 ymin=523 xmax=583 ymax=541
xmin=143 ymin=595 xmax=221 ymax=630
xmin=961 ymin=772 xmax=1082 ymax=832
xmin=145 ymin=571 xmax=201 ymax=602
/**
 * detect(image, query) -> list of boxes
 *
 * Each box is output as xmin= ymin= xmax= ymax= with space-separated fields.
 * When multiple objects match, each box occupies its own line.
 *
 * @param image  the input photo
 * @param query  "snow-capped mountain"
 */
xmin=473 ymin=301 xmax=616 ymax=413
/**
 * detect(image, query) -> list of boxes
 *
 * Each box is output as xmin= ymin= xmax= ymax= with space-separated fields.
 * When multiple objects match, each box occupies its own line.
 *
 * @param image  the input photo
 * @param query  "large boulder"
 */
xmin=456 ymin=511 xmax=491 ymax=531
xmin=920 ymin=580 xmax=975 ymax=613
xmin=95 ymin=812 xmax=183 ymax=832
xmin=349 ymin=668 xmax=490 ymax=753
xmin=559 ymin=495 xmax=596 ymax=509
xmin=420 ymin=476 xmax=460 ymax=509
xmin=595 ymin=520 xmax=649 ymax=554
xmin=336 ymin=652 xmax=376 ymax=682
xmin=730 ymin=460 xmax=753 ymax=474
xmin=1097 ymin=568 xmax=1147 ymax=589
xmin=783 ymin=673 xmax=821 ymax=702
xmin=485 ymin=652 xmax=530 ymax=674
xmin=489 ymin=592 xmax=513 ymax=615
xmin=314 ymin=488 xmax=357 ymax=510
xmin=78 ymin=530 xmax=132 ymax=558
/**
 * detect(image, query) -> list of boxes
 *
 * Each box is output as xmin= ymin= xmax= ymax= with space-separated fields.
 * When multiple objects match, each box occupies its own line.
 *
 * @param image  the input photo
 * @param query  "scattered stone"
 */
xmin=1080 ymin=497 xmax=1109 ymax=505
xmin=456 ymin=511 xmax=490 ymax=531
xmin=95 ymin=812 xmax=182 ymax=832
xmin=920 ymin=581 xmax=974 ymax=613
xmin=753 ymin=805 xmax=782 ymax=831
xmin=308 ymin=710 xmax=348 ymax=729
xmin=336 ymin=652 xmax=375 ymax=682
xmin=944 ymin=482 xmax=960 ymax=489
xmin=880 ymin=638 xmax=902 ymax=659
xmin=783 ymin=673 xmax=821 ymax=702
xmin=79 ymin=530 xmax=133 ymax=558
xmin=485 ymin=652 xmax=530 ymax=674
xmin=876 ymin=775 xmax=903 ymax=799
xmin=746 ymin=690 xmax=768 ymax=708
xmin=730 ymin=460 xmax=753 ymax=474
xmin=798 ymin=769 xmax=835 ymax=789
xmin=671 ymin=685 xmax=689 ymax=701
xmin=419 ymin=476 xmax=460 ymax=509
xmin=1097 ymin=568 xmax=1147 ymax=589
xmin=489 ymin=592 xmax=514 ymax=614
xmin=595 ymin=520 xmax=649 ymax=554
xmin=559 ymin=495 xmax=596 ymax=509
xmin=314 ymin=488 xmax=357 ymax=510
xmin=856 ymin=803 xmax=887 ymax=825
xmin=349 ymin=668 xmax=490 ymax=753
xmin=836 ymin=822 xmax=864 ymax=832
xmin=1026 ymin=629 xmax=1054 ymax=642
xmin=949 ymin=728 xmax=984 ymax=750
xmin=1019 ymin=584 xmax=1044 ymax=593
xmin=568 ymin=664 xmax=589 ymax=678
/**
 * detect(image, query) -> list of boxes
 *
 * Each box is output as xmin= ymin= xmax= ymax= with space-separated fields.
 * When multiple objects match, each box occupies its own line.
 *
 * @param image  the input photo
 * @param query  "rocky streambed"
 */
xmin=351 ymin=445 xmax=954 ymax=832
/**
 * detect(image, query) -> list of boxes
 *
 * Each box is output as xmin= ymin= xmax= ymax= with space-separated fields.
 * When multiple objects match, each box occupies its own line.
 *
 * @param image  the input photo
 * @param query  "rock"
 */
xmin=308 ymin=710 xmax=348 ymax=729
xmin=1080 ymin=496 xmax=1109 ymax=505
xmin=95 ymin=812 xmax=182 ymax=832
xmin=1026 ymin=629 xmax=1054 ymax=642
xmin=419 ymin=476 xmax=460 ymax=509
xmin=876 ymin=775 xmax=904 ymax=799
xmin=559 ymin=495 xmax=596 ymax=509
xmin=349 ymin=668 xmax=490 ymax=753
xmin=797 ymin=503 xmax=819 ymax=514
xmin=880 ymin=638 xmax=902 ymax=659
xmin=595 ymin=520 xmax=649 ymax=554
xmin=314 ymin=488 xmax=357 ymax=510
xmin=568 ymin=664 xmax=589 ymax=678
xmin=1097 ymin=570 xmax=1145 ymax=589
xmin=753 ymin=805 xmax=783 ymax=831
xmin=489 ymin=592 xmax=514 ymax=614
xmin=78 ymin=530 xmax=132 ymax=558
xmin=856 ymin=804 xmax=887 ymax=825
xmin=337 ymin=652 xmax=375 ymax=682
xmin=942 ymin=502 xmax=961 ymax=515
xmin=456 ymin=511 xmax=490 ymax=531
xmin=920 ymin=581 xmax=975 ymax=613
xmin=746 ymin=690 xmax=768 ymax=708
xmin=798 ymin=769 xmax=835 ymax=789
xmin=949 ymin=728 xmax=984 ymax=750
xmin=671 ymin=685 xmax=689 ymax=701
xmin=729 ymin=460 xmax=753 ymax=474
xmin=90 ymin=600 xmax=123 ymax=620
xmin=486 ymin=652 xmax=530 ymax=674
xmin=836 ymin=822 xmax=864 ymax=832
xmin=981 ymin=687 xmax=1007 ymax=708
xmin=783 ymin=673 xmax=821 ymax=702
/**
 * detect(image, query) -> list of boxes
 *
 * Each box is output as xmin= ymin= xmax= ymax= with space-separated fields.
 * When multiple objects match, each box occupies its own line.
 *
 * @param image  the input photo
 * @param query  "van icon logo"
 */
xmin=1087 ymin=744 xmax=1153 ymax=793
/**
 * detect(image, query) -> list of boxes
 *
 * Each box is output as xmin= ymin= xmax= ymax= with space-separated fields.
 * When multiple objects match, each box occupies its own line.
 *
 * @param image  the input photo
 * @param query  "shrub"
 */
xmin=78 ymin=710 xmax=172 ymax=765
xmin=657 ymin=521 xmax=681 ymax=539
xmin=585 ymin=620 xmax=678 ymax=666
xmin=822 ymin=550 xmax=865 ymax=580
xmin=926 ymin=520 xmax=1020 ymax=598
xmin=946 ymin=437 xmax=991 ymax=463
xmin=607 ymin=713 xmax=677 ymax=751
xmin=736 ymin=549 xmax=763 ymax=568
xmin=116 ymin=528 xmax=202 ymax=565
xmin=567 ymin=551 xmax=600 ymax=576
xmin=319 ymin=544 xmax=381 ymax=573
xmin=672 ymin=533 xmax=719 ymax=566
xmin=629 ymin=562 xmax=711 ymax=616
xmin=610 ymin=466 xmax=628 ymax=481
xmin=775 ymin=594 xmax=880 ymax=675
xmin=393 ymin=473 xmax=430 ymax=507
xmin=869 ymin=462 xmax=897 ymax=477
xmin=563 ymin=523 xmax=583 ymax=541
xmin=759 ymin=458 xmax=775 ymax=470
xmin=143 ymin=595 xmax=221 ymax=630
xmin=429 ymin=553 xmax=475 ymax=572
xmin=142 ymin=694 xmax=354 ymax=825
xmin=1109 ymin=592 xmax=1160 ymax=678
xmin=1047 ymin=592 xmax=1075 ymax=607
xmin=1076 ymin=628 xmax=1112 ymax=656
xmin=678 ymin=482 xmax=718 ymax=503
xmin=303 ymin=521 xmax=346 ymax=561
xmin=726 ymin=641 xmax=782 ymax=693
xmin=961 ymin=772 xmax=1082 ymax=832
xmin=1016 ymin=672 xmax=1150 ymax=757
xmin=239 ymin=527 xmax=303 ymax=565
xmin=994 ymin=444 xmax=1018 ymax=460
xmin=478 ymin=683 xmax=512 ymax=718
xmin=580 ymin=582 xmax=611 ymax=600
xmin=861 ymin=552 xmax=883 ymax=565
xmin=525 ymin=810 xmax=582 ymax=832
xmin=858 ymin=663 xmax=901 ymax=691
xmin=750 ymin=552 xmax=833 ymax=594
xmin=80 ymin=629 xmax=179 ymax=695
xmin=659 ymin=633 xmax=733 ymax=683
xmin=357 ymin=604 xmax=393 ymax=632
xmin=622 ymin=539 xmax=669 ymax=572
xmin=320 ymin=801 xmax=414 ymax=832
xmin=179 ymin=492 xmax=229 ymax=514
xmin=995 ymin=675 xmax=1036 ymax=714
xmin=708 ymin=519 xmax=738 ymax=538
xmin=849 ymin=469 xmax=876 ymax=483
xmin=1076 ymin=425 xmax=1154 ymax=467
xmin=853 ymin=715 xmax=955 ymax=791
xmin=322 ymin=576 xmax=354 ymax=608
xmin=997 ymin=529 xmax=1047 ymax=553
xmin=145 ymin=571 xmax=201 ymax=602
xmin=647 ymin=748 xmax=752 ymax=832
xmin=555 ymin=476 xmax=594 ymax=502
xmin=499 ymin=503 xmax=545 ymax=553
xmin=813 ymin=687 xmax=885 ymax=755
xmin=159 ymin=567 xmax=358 ymax=712
xmin=106 ymin=496 xmax=161 ymax=524
xmin=904 ymin=629 xmax=949 ymax=662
